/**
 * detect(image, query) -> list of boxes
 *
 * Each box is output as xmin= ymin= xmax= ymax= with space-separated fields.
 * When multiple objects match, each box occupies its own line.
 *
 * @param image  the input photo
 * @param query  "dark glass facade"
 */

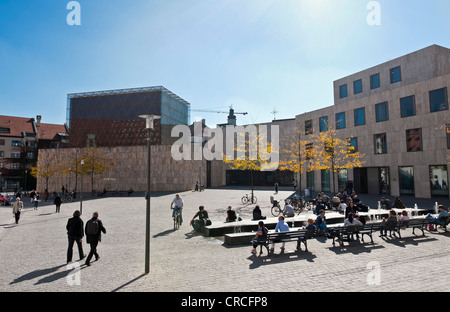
xmin=67 ymin=87 xmax=190 ymax=148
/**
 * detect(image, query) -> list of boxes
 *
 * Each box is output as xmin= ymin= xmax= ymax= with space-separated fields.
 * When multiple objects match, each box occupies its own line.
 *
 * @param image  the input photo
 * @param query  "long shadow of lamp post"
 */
xmin=80 ymin=159 xmax=84 ymax=215
xmin=139 ymin=114 xmax=161 ymax=275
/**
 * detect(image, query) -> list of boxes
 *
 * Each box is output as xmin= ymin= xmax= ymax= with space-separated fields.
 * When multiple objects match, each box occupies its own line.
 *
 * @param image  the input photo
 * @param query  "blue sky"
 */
xmin=1 ymin=0 xmax=450 ymax=127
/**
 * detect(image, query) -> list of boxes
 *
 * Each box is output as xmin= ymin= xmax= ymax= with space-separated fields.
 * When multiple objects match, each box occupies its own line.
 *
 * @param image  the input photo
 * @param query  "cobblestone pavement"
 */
xmin=1 ymin=187 xmax=450 ymax=293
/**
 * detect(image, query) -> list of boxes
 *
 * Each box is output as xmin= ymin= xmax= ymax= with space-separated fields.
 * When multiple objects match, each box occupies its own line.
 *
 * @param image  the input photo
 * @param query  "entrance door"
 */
xmin=354 ymin=168 xmax=368 ymax=194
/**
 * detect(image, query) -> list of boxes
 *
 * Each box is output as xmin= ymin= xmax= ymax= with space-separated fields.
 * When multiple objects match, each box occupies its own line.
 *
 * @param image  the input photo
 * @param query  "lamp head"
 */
xmin=139 ymin=115 xmax=161 ymax=130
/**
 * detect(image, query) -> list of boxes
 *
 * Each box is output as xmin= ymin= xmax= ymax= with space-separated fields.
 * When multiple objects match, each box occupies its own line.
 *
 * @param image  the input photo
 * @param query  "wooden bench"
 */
xmin=388 ymin=218 xmax=429 ymax=238
xmin=254 ymin=229 xmax=317 ymax=255
xmin=426 ymin=216 xmax=449 ymax=232
xmin=328 ymin=223 xmax=378 ymax=247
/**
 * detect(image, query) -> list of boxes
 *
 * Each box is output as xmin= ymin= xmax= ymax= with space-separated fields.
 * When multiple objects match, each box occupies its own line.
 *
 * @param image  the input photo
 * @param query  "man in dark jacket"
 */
xmin=66 ymin=210 xmax=85 ymax=263
xmin=85 ymin=211 xmax=106 ymax=266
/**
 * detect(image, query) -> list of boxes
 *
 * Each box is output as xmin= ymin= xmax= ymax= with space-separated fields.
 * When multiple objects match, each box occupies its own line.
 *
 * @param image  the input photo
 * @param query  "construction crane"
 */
xmin=191 ymin=106 xmax=248 ymax=126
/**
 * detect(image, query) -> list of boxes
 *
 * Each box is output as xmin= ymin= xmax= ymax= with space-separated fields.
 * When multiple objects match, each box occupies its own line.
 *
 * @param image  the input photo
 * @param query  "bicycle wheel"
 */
xmin=174 ymin=211 xmax=180 ymax=230
xmin=252 ymin=196 xmax=257 ymax=204
xmin=65 ymin=196 xmax=73 ymax=203
xmin=241 ymin=196 xmax=249 ymax=205
xmin=271 ymin=205 xmax=282 ymax=217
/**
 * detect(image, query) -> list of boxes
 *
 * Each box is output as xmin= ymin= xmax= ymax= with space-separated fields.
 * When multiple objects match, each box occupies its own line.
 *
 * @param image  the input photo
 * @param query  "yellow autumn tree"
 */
xmin=78 ymin=147 xmax=113 ymax=194
xmin=278 ymin=129 xmax=312 ymax=197
xmin=310 ymin=129 xmax=366 ymax=194
xmin=223 ymin=125 xmax=279 ymax=204
xmin=31 ymin=152 xmax=60 ymax=191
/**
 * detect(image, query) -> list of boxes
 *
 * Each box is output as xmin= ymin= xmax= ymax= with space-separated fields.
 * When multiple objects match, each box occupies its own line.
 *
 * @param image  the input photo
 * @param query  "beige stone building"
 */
xmin=294 ymin=44 xmax=450 ymax=199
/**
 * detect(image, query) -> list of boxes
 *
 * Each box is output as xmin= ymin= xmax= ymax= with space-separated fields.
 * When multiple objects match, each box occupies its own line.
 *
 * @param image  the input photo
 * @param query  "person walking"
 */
xmin=54 ymin=193 xmax=62 ymax=213
xmin=66 ymin=210 xmax=85 ymax=263
xmin=33 ymin=193 xmax=40 ymax=210
xmin=274 ymin=182 xmax=279 ymax=194
xmin=84 ymin=211 xmax=106 ymax=266
xmin=12 ymin=197 xmax=23 ymax=224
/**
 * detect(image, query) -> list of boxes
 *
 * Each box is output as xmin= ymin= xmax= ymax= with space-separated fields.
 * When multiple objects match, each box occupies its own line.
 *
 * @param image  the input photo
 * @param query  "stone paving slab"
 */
xmin=1 ymin=187 xmax=450 ymax=294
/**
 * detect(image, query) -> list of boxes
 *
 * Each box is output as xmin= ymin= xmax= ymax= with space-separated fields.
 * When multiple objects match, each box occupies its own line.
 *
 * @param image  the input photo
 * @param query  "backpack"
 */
xmin=86 ymin=219 xmax=99 ymax=235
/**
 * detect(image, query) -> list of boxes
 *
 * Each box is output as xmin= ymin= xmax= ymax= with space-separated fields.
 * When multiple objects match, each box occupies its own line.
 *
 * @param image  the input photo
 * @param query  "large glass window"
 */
xmin=338 ymin=169 xmax=348 ymax=193
xmin=353 ymin=79 xmax=362 ymax=94
xmin=348 ymin=137 xmax=358 ymax=153
xmin=375 ymin=102 xmax=389 ymax=122
xmin=306 ymin=170 xmax=315 ymax=192
xmin=319 ymin=116 xmax=328 ymax=132
xmin=399 ymin=166 xmax=415 ymax=195
xmin=390 ymin=66 xmax=402 ymax=84
xmin=336 ymin=112 xmax=346 ymax=130
xmin=354 ymin=108 xmax=365 ymax=126
xmin=406 ymin=128 xmax=423 ymax=152
xmin=370 ymin=73 xmax=380 ymax=89
xmin=400 ymin=95 xmax=416 ymax=118
xmin=430 ymin=165 xmax=449 ymax=197
xmin=374 ymin=133 xmax=387 ymax=154
xmin=339 ymin=84 xmax=348 ymax=99
xmin=429 ymin=87 xmax=448 ymax=112
xmin=321 ymin=169 xmax=330 ymax=192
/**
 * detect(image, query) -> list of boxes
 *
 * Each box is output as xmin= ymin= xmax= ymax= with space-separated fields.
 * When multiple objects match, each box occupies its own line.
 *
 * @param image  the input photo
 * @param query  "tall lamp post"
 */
xmin=80 ymin=160 xmax=84 ymax=215
xmin=139 ymin=114 xmax=160 ymax=275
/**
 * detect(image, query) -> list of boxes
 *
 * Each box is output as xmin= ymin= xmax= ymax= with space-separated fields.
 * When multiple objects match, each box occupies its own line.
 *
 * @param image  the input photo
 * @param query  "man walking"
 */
xmin=12 ymin=197 xmax=23 ymax=224
xmin=66 ymin=210 xmax=85 ymax=263
xmin=84 ymin=211 xmax=106 ymax=266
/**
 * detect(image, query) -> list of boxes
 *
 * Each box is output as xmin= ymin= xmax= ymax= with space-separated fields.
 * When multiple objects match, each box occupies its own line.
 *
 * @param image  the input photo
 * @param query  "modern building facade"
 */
xmin=66 ymin=86 xmax=190 ymax=148
xmin=296 ymin=44 xmax=450 ymax=199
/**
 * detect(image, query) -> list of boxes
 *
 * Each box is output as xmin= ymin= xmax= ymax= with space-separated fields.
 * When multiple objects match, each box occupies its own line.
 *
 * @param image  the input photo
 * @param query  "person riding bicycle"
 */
xmin=171 ymin=194 xmax=184 ymax=225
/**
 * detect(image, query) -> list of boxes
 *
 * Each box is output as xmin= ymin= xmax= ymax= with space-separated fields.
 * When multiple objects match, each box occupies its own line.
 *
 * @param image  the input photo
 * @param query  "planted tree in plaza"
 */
xmin=30 ymin=152 xmax=60 ymax=191
xmin=309 ymin=129 xmax=366 ymax=194
xmin=78 ymin=147 xmax=113 ymax=194
xmin=223 ymin=125 xmax=279 ymax=204
xmin=278 ymin=129 xmax=312 ymax=197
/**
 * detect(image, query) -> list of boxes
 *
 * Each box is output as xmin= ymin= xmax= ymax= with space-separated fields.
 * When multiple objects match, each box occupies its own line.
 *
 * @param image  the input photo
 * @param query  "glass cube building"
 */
xmin=66 ymin=86 xmax=190 ymax=148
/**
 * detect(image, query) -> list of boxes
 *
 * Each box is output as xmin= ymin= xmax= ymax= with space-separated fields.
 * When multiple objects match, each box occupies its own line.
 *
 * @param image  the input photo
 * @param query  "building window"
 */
xmin=370 ymin=73 xmax=380 ymax=89
xmin=0 ymin=139 xmax=4 ymax=146
xmin=353 ymin=79 xmax=362 ymax=94
xmin=348 ymin=137 xmax=358 ymax=153
xmin=375 ymin=102 xmax=389 ymax=122
xmin=339 ymin=84 xmax=348 ymax=99
xmin=400 ymin=95 xmax=416 ymax=118
xmin=11 ymin=152 xmax=20 ymax=158
xmin=374 ymin=133 xmax=387 ymax=154
xmin=0 ymin=151 xmax=4 ymax=157
xmin=319 ymin=116 xmax=328 ymax=132
xmin=406 ymin=128 xmax=423 ymax=152
xmin=429 ymin=87 xmax=448 ymax=112
xmin=336 ymin=112 xmax=346 ymax=130
xmin=27 ymin=152 xmax=35 ymax=160
xmin=0 ymin=127 xmax=10 ymax=134
xmin=305 ymin=120 xmax=313 ymax=135
xmin=399 ymin=166 xmax=415 ymax=195
xmin=321 ymin=169 xmax=330 ymax=192
xmin=390 ymin=66 xmax=402 ymax=84
xmin=306 ymin=171 xmax=315 ymax=192
xmin=354 ymin=108 xmax=365 ymax=126
xmin=10 ymin=163 xmax=20 ymax=170
xmin=430 ymin=165 xmax=449 ymax=197
xmin=305 ymin=143 xmax=314 ymax=160
xmin=11 ymin=140 xmax=21 ymax=147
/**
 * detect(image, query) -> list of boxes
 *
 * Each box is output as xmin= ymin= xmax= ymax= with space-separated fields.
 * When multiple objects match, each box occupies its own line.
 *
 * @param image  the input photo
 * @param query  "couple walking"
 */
xmin=66 ymin=211 xmax=107 ymax=266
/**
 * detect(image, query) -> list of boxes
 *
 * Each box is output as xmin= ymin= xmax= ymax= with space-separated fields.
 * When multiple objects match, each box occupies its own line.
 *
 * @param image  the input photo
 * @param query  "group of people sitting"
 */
xmin=0 ymin=194 xmax=14 ymax=206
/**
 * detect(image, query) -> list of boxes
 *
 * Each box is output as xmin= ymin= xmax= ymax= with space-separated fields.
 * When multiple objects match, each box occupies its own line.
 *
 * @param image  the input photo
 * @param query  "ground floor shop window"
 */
xmin=399 ymin=166 xmax=415 ymax=195
xmin=430 ymin=165 xmax=448 ymax=197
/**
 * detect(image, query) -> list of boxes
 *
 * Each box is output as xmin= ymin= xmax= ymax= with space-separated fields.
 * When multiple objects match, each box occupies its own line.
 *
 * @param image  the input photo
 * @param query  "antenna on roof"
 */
xmin=271 ymin=107 xmax=279 ymax=120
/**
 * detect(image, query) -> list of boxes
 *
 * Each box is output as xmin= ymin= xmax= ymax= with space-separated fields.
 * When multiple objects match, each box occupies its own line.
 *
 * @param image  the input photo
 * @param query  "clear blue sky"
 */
xmin=1 ymin=0 xmax=449 ymax=127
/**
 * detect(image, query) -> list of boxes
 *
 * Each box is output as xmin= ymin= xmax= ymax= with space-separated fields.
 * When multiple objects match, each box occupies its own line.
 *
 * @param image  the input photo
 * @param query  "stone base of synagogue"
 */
xmin=36 ymin=145 xmax=224 ymax=194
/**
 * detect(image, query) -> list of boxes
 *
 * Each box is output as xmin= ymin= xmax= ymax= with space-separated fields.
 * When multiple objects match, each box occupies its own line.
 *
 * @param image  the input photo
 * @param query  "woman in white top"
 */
xmin=344 ymin=214 xmax=363 ymax=227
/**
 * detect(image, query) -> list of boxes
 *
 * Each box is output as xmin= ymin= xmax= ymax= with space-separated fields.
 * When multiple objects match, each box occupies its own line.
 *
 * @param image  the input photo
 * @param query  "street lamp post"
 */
xmin=139 ymin=114 xmax=160 ymax=275
xmin=24 ymin=169 xmax=28 ymax=195
xmin=80 ymin=160 xmax=84 ymax=215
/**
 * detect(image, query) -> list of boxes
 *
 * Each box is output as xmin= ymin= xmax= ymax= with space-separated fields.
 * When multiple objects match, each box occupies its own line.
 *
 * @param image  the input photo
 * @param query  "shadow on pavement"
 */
xmin=247 ymin=250 xmax=317 ymax=269
xmin=10 ymin=264 xmax=67 ymax=285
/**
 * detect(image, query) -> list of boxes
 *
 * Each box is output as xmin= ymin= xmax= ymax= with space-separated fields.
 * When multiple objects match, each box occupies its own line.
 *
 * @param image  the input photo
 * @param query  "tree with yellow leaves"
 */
xmin=78 ymin=147 xmax=113 ymax=194
xmin=278 ymin=129 xmax=312 ymax=197
xmin=31 ymin=152 xmax=60 ymax=191
xmin=309 ymin=129 xmax=366 ymax=194
xmin=223 ymin=124 xmax=279 ymax=204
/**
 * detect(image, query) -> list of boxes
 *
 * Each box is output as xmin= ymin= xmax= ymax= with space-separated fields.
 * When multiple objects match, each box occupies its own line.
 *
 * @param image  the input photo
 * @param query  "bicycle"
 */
xmin=241 ymin=193 xmax=257 ymax=205
xmin=173 ymin=208 xmax=182 ymax=230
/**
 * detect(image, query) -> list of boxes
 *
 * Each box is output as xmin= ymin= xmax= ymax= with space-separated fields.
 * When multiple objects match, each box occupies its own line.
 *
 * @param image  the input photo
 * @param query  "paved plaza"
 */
xmin=1 ymin=187 xmax=450 ymax=294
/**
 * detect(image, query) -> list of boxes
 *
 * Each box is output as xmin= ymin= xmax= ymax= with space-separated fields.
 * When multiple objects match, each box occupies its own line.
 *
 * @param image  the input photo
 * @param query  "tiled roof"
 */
xmin=0 ymin=115 xmax=35 ymax=137
xmin=37 ymin=123 xmax=67 ymax=140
